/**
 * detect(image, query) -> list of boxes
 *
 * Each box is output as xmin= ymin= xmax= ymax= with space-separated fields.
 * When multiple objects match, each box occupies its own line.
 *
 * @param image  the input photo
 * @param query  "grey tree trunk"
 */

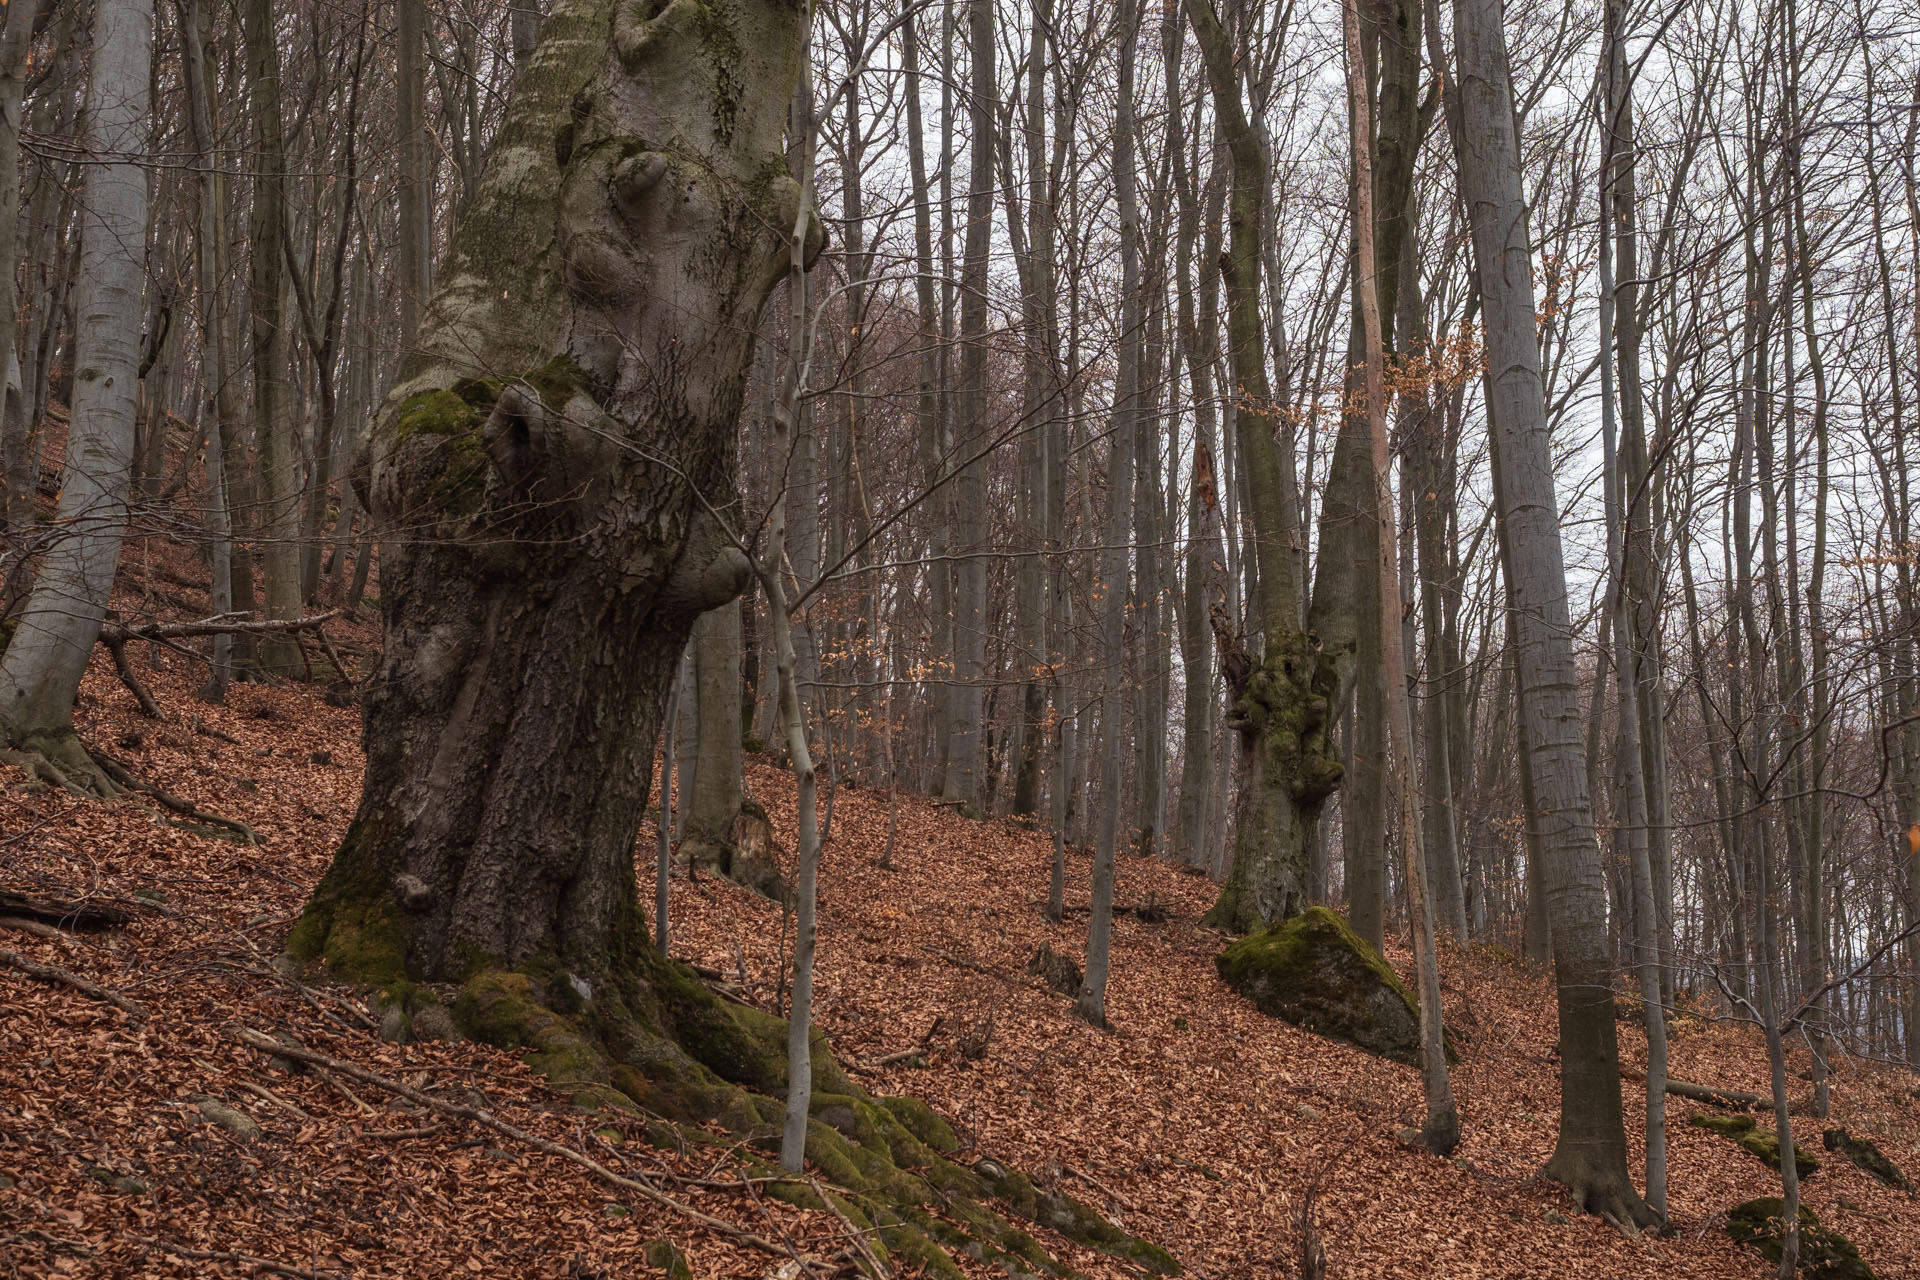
xmin=243 ymin=0 xmax=305 ymax=675
xmin=1442 ymin=0 xmax=1653 ymax=1225
xmin=182 ymin=0 xmax=233 ymax=701
xmin=0 ymin=0 xmax=47 ymax=527
xmin=941 ymin=0 xmax=993 ymax=809
xmin=1079 ymin=0 xmax=1141 ymax=1029
xmin=1343 ymin=0 xmax=1458 ymax=1151
xmin=0 ymin=0 xmax=152 ymax=791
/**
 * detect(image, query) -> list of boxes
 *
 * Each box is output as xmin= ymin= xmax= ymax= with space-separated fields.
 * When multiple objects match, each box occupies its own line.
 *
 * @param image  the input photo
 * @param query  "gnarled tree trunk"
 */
xmin=289 ymin=0 xmax=810 ymax=1004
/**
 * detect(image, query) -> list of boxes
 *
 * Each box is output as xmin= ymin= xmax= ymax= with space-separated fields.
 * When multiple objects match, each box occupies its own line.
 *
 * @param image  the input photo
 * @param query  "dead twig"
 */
xmin=235 ymin=1079 xmax=313 ymax=1121
xmin=1065 ymin=1164 xmax=1137 ymax=1214
xmin=363 ymin=1122 xmax=448 ymax=1140
xmin=810 ymin=1174 xmax=891 ymax=1278
xmin=132 ymin=1235 xmax=344 ymax=1280
xmin=0 ymin=947 xmax=147 ymax=1022
xmin=231 ymin=1026 xmax=792 ymax=1258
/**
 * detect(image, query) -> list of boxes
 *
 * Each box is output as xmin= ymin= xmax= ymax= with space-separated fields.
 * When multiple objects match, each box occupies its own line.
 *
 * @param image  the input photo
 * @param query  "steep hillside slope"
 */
xmin=3 ymin=537 xmax=1917 ymax=1278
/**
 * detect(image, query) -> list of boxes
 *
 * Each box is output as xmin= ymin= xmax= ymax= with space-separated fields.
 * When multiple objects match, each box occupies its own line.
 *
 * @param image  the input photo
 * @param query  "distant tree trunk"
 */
xmin=1168 ymin=8 xmax=1222 ymax=870
xmin=1442 ymin=0 xmax=1653 ymax=1225
xmin=288 ymin=0 xmax=811 ymax=1015
xmin=900 ymin=8 xmax=951 ymax=798
xmin=243 ymin=0 xmax=305 ymax=675
xmin=0 ymin=0 xmax=152 ymax=791
xmin=0 ymin=0 xmax=46 ymax=528
xmin=396 ymin=0 xmax=431 ymax=345
xmin=941 ymin=0 xmax=994 ymax=809
xmin=1079 ymin=0 xmax=1141 ymax=1029
xmin=183 ymin=0 xmax=234 ymax=701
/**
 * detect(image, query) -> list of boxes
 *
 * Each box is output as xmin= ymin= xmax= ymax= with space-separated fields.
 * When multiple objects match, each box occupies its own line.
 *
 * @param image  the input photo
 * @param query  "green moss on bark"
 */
xmin=282 ymin=896 xmax=406 ymax=986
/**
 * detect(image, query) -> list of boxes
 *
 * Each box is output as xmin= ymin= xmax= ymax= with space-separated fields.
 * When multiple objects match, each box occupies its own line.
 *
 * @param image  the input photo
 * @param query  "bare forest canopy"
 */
xmin=1 ymin=0 xmax=1919 ymax=1275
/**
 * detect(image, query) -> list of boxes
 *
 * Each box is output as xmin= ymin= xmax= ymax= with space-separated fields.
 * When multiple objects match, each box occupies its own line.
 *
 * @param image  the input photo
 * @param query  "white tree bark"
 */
xmin=0 ymin=0 xmax=152 ymax=790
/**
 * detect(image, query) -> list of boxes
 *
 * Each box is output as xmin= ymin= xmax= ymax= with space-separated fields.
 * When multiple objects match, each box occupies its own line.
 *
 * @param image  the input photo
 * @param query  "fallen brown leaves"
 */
xmin=4 ymin=533 xmax=1919 ymax=1278
xmin=671 ymin=763 xmax=1920 ymax=1280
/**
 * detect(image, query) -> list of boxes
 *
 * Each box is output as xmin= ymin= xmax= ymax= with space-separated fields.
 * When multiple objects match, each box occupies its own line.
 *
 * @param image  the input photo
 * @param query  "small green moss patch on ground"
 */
xmin=1823 ymin=1128 xmax=1908 ymax=1190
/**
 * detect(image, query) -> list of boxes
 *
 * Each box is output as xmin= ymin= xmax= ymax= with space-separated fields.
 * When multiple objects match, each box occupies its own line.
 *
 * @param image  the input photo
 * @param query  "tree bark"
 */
xmin=1441 ymin=0 xmax=1653 ymax=1225
xmin=289 ymin=0 xmax=812 ymax=1008
xmin=0 ymin=0 xmax=152 ymax=791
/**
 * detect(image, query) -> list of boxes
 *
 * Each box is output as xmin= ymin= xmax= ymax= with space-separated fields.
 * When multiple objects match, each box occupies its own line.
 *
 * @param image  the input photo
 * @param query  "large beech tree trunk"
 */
xmin=1442 ymin=0 xmax=1653 ymax=1226
xmin=289 ymin=0 xmax=810 ymax=995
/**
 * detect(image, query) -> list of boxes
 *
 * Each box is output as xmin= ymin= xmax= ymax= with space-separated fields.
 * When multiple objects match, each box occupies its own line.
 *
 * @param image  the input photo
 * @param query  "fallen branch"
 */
xmin=810 ymin=1174 xmax=891 ymax=1278
xmin=100 ymin=608 xmax=341 ymax=646
xmin=1065 ymin=1164 xmax=1138 ymax=1214
xmin=0 ymin=947 xmax=147 ymax=1022
xmin=133 ymin=1235 xmax=344 ymax=1280
xmin=849 ymin=1016 xmax=944 ymax=1075
xmin=0 ymin=890 xmax=135 ymax=931
xmin=0 ymin=915 xmax=64 ymax=940
xmin=364 ymin=1122 xmax=447 ymax=1140
xmin=232 ymin=1027 xmax=789 ymax=1258
xmin=97 ymin=611 xmax=340 ymax=720
xmin=1663 ymin=1077 xmax=1761 ymax=1110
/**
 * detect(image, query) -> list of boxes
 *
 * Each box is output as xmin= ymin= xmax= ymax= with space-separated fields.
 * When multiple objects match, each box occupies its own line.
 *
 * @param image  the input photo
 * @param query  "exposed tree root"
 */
xmin=280 ymin=917 xmax=1181 ymax=1278
xmin=0 ymin=733 xmax=121 ymax=797
xmin=92 ymin=748 xmax=258 ymax=843
xmin=133 ymin=1234 xmax=345 ymax=1280
xmin=1539 ymin=1154 xmax=1663 ymax=1235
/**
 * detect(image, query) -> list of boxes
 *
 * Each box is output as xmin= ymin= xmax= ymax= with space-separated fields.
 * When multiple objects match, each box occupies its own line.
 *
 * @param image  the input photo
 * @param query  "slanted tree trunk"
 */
xmin=0 ymin=0 xmax=152 ymax=791
xmin=1441 ymin=0 xmax=1654 ymax=1226
xmin=288 ymin=0 xmax=812 ymax=1022
xmin=1343 ymin=0 xmax=1457 ymax=1152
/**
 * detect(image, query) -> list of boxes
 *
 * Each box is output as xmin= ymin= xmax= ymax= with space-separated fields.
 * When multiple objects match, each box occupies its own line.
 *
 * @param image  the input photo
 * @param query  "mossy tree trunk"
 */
xmin=289 ymin=0 xmax=811 ymax=997
xmin=1188 ymin=0 xmax=1424 ymax=936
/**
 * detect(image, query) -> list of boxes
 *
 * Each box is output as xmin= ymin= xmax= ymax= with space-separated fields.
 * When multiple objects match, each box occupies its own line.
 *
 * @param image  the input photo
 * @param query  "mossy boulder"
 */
xmin=1216 ymin=906 xmax=1438 ymax=1067
xmin=1691 ymin=1114 xmax=1819 ymax=1179
xmin=641 ymin=1238 xmax=693 ymax=1280
xmin=1726 ymin=1198 xmax=1878 ymax=1279
xmin=1823 ymin=1129 xmax=1908 ymax=1191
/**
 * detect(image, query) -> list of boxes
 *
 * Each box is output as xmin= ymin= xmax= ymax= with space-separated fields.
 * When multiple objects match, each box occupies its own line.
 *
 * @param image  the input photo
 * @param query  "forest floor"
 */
xmin=5 ymin=529 xmax=1920 ymax=1278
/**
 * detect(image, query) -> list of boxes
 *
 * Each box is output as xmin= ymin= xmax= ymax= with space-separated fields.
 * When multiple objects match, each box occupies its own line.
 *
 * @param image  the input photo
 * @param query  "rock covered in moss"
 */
xmin=641 ymin=1238 xmax=693 ymax=1280
xmin=1215 ymin=906 xmax=1424 ymax=1066
xmin=1823 ymin=1128 xmax=1908 ymax=1191
xmin=1726 ymin=1198 xmax=1878 ymax=1279
xmin=1691 ymin=1113 xmax=1819 ymax=1179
